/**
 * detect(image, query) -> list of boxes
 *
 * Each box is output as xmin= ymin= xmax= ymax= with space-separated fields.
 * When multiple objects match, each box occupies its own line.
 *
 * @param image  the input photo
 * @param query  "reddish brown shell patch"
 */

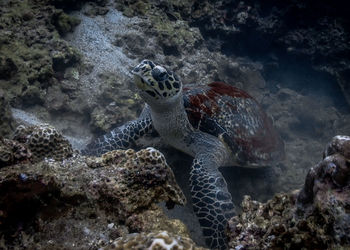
xmin=183 ymin=82 xmax=284 ymax=166
xmin=183 ymin=82 xmax=251 ymax=116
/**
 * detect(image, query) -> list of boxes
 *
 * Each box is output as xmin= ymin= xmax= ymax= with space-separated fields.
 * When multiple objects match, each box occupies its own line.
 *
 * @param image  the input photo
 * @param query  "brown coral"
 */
xmin=12 ymin=124 xmax=73 ymax=162
xmin=105 ymin=230 xmax=207 ymax=250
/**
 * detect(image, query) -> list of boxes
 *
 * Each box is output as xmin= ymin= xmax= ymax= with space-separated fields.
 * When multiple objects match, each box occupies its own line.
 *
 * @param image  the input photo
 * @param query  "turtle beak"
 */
xmin=131 ymin=73 xmax=147 ymax=90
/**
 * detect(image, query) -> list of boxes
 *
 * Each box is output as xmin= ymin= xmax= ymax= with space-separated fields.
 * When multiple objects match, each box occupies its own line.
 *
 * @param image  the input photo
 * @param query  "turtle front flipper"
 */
xmin=81 ymin=116 xmax=154 ymax=156
xmin=190 ymin=153 xmax=236 ymax=250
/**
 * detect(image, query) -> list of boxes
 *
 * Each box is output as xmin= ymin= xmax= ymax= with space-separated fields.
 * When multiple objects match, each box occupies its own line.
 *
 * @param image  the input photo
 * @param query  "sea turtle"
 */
xmin=82 ymin=60 xmax=285 ymax=249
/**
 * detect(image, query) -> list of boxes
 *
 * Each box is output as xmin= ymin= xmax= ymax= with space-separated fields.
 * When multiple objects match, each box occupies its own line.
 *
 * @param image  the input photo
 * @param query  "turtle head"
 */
xmin=131 ymin=60 xmax=182 ymax=105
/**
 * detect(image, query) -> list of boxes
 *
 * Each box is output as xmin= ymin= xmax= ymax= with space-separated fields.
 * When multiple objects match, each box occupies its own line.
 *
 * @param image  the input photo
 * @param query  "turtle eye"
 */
xmin=141 ymin=60 xmax=155 ymax=69
xmin=152 ymin=66 xmax=168 ymax=81
xmin=159 ymin=71 xmax=167 ymax=79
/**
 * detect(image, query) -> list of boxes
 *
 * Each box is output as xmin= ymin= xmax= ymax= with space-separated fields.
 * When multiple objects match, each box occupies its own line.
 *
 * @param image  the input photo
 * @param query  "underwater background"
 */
xmin=0 ymin=0 xmax=349 ymax=249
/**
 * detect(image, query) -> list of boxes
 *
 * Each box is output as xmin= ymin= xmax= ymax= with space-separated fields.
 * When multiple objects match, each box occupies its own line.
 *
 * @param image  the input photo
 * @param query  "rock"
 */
xmin=21 ymin=85 xmax=45 ymax=106
xmin=298 ymin=135 xmax=350 ymax=204
xmin=51 ymin=43 xmax=81 ymax=72
xmin=50 ymin=0 xmax=108 ymax=11
xmin=86 ymin=71 xmax=143 ymax=134
xmin=0 ymin=56 xmax=17 ymax=80
xmin=0 ymin=138 xmax=31 ymax=168
xmin=323 ymin=135 xmax=350 ymax=161
xmin=0 ymin=146 xmax=186 ymax=248
xmin=52 ymin=10 xmax=81 ymax=36
xmin=105 ymin=230 xmax=207 ymax=250
xmin=83 ymin=2 xmax=109 ymax=17
xmin=227 ymin=135 xmax=350 ymax=249
xmin=0 ymin=0 xmax=81 ymax=108
xmin=0 ymin=89 xmax=16 ymax=137
xmin=44 ymin=85 xmax=70 ymax=112
xmin=115 ymin=0 xmax=151 ymax=17
xmin=151 ymin=19 xmax=204 ymax=57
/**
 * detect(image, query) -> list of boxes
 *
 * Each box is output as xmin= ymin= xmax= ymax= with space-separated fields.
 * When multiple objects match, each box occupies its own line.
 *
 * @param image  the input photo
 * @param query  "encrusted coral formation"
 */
xmin=227 ymin=135 xmax=350 ymax=249
xmin=99 ymin=147 xmax=186 ymax=214
xmin=0 ymin=147 xmax=186 ymax=248
xmin=0 ymin=137 xmax=31 ymax=167
xmin=12 ymin=124 xmax=73 ymax=162
xmin=105 ymin=230 xmax=207 ymax=250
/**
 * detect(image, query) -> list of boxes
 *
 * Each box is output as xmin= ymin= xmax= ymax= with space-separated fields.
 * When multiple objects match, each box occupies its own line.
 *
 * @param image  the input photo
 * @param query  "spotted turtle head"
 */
xmin=131 ymin=60 xmax=182 ymax=105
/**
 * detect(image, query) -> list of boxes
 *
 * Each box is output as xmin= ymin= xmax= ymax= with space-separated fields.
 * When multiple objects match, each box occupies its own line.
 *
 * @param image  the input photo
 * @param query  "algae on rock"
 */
xmin=0 ymin=0 xmax=82 ymax=136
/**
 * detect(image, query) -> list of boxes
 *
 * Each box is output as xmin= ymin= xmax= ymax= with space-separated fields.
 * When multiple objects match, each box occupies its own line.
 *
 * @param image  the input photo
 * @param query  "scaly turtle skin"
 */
xmin=82 ymin=60 xmax=285 ymax=249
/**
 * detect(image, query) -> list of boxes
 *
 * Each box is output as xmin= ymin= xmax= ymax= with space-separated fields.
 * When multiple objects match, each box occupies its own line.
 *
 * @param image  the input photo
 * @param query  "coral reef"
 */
xmin=0 ymin=123 xmax=73 ymax=167
xmin=12 ymin=124 xmax=73 ymax=162
xmin=0 ymin=0 xmax=349 ymax=247
xmin=0 ymin=0 xmax=92 ymax=140
xmin=0 ymin=147 xmax=186 ymax=248
xmin=105 ymin=230 xmax=207 ymax=250
xmin=0 ymin=138 xmax=32 ymax=168
xmin=227 ymin=135 xmax=350 ymax=249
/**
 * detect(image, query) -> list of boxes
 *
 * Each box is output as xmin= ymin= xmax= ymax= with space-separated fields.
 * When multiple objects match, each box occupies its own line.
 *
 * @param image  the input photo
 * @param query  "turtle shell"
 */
xmin=183 ymin=82 xmax=284 ymax=167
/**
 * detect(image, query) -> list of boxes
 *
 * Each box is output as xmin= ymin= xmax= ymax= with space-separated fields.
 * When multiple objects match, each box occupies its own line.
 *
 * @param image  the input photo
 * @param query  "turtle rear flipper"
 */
xmin=190 ymin=153 xmax=236 ymax=250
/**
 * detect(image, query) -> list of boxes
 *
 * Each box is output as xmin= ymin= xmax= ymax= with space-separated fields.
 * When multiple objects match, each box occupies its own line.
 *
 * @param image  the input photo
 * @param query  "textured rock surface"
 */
xmin=105 ymin=230 xmax=207 ymax=250
xmin=0 ymin=90 xmax=15 ymax=137
xmin=227 ymin=135 xmax=350 ymax=249
xmin=0 ymin=147 xmax=186 ymax=248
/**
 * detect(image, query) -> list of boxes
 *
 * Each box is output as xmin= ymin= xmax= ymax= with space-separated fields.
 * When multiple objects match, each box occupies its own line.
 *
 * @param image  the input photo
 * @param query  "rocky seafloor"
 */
xmin=0 ymin=122 xmax=349 ymax=249
xmin=0 ymin=0 xmax=349 ymax=249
